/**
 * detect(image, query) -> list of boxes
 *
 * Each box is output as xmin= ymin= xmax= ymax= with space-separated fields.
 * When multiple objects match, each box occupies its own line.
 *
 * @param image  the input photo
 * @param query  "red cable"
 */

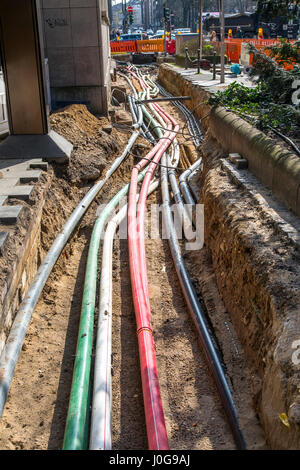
xmin=137 ymin=104 xmax=179 ymax=312
xmin=127 ymin=72 xmax=179 ymax=449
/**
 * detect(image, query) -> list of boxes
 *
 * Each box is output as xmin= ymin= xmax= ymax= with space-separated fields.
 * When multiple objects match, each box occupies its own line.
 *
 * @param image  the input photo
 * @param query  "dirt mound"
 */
xmin=51 ymin=104 xmax=104 ymax=140
xmin=50 ymin=104 xmax=124 ymax=185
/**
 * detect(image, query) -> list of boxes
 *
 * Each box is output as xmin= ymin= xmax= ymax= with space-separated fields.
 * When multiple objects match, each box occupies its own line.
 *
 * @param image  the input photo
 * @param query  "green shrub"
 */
xmin=208 ymin=43 xmax=300 ymax=138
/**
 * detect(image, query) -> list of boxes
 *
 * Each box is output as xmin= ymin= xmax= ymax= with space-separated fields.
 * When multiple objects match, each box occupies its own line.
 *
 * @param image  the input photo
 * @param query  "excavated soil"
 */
xmin=198 ymin=136 xmax=300 ymax=449
xmin=50 ymin=104 xmax=123 ymax=185
xmin=0 ymin=85 xmax=268 ymax=450
xmin=0 ymin=104 xmax=128 ymax=297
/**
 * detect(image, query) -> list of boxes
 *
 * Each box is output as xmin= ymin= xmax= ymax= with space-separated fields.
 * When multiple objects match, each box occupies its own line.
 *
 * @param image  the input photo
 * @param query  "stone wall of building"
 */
xmin=41 ymin=0 xmax=111 ymax=115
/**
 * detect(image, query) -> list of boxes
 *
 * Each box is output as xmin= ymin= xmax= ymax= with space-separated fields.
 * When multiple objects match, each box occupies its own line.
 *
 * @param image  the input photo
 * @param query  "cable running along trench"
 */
xmin=127 ymin=67 xmax=180 ymax=450
xmin=0 ymin=63 xmax=248 ymax=451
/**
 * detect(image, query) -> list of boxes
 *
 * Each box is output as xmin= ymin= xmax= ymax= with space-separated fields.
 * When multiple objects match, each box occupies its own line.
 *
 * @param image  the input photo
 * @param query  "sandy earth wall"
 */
xmin=0 ymin=178 xmax=51 ymax=355
xmin=158 ymin=64 xmax=300 ymax=449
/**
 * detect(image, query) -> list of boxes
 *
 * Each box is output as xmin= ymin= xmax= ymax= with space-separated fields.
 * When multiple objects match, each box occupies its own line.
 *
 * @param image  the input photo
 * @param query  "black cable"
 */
xmin=268 ymin=126 xmax=300 ymax=157
xmin=112 ymin=122 xmax=200 ymax=144
xmin=127 ymin=149 xmax=188 ymax=171
xmin=155 ymin=81 xmax=205 ymax=146
xmin=160 ymin=153 xmax=247 ymax=451
xmin=115 ymin=71 xmax=205 ymax=145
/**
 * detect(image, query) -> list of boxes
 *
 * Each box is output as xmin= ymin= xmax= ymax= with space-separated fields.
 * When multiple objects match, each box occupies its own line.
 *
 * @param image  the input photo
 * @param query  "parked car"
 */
xmin=119 ymin=33 xmax=147 ymax=41
xmin=149 ymin=33 xmax=164 ymax=39
xmin=175 ymin=28 xmax=191 ymax=34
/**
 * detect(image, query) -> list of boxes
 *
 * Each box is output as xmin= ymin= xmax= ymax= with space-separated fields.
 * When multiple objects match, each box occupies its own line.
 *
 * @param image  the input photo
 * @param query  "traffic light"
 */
xmin=128 ymin=6 xmax=134 ymax=25
xmin=163 ymin=7 xmax=170 ymax=22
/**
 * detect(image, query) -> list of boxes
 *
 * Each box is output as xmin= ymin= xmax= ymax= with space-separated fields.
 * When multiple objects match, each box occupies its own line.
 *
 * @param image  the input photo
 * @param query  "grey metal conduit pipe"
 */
xmin=118 ymin=71 xmax=156 ymax=145
xmin=118 ymin=71 xmax=138 ymax=99
xmin=168 ymin=156 xmax=194 ymax=228
xmin=129 ymin=94 xmax=138 ymax=124
xmin=155 ymin=82 xmax=203 ymax=147
xmin=128 ymin=95 xmax=150 ymax=143
xmin=179 ymin=158 xmax=202 ymax=206
xmin=161 ymin=153 xmax=247 ymax=450
xmin=0 ymin=101 xmax=144 ymax=420
xmin=187 ymin=160 xmax=203 ymax=202
xmin=128 ymin=72 xmax=158 ymax=144
xmin=164 ymin=92 xmax=202 ymax=147
xmin=187 ymin=181 xmax=200 ymax=204
xmin=131 ymin=97 xmax=156 ymax=145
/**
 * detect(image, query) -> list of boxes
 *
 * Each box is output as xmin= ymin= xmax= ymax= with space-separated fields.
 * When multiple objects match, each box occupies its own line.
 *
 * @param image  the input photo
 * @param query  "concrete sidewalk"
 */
xmin=0 ymin=158 xmax=48 ymax=253
xmin=170 ymin=65 xmax=255 ymax=94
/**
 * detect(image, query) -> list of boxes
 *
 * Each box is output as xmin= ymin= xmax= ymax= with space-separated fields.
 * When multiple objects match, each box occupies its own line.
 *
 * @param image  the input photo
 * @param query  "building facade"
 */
xmin=42 ymin=0 xmax=111 ymax=115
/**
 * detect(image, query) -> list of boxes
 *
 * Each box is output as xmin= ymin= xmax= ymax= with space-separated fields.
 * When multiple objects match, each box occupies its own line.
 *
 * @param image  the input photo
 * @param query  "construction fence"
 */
xmin=110 ymin=38 xmax=176 ymax=55
xmin=111 ymin=37 xmax=296 ymax=69
xmin=220 ymin=38 xmax=296 ymax=67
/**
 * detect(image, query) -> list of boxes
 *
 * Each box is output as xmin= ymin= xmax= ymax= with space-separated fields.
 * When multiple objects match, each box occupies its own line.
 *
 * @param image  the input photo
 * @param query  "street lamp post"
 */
xmin=198 ymin=0 xmax=203 ymax=58
xmin=220 ymin=0 xmax=225 ymax=83
xmin=122 ymin=0 xmax=129 ymax=33
xmin=197 ymin=0 xmax=203 ymax=74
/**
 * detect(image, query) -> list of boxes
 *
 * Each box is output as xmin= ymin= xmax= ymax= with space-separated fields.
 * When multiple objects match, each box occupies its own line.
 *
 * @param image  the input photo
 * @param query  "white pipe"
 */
xmin=179 ymin=157 xmax=202 ymax=186
xmin=179 ymin=157 xmax=202 ymax=205
xmin=89 ymin=69 xmax=177 ymax=450
xmin=89 ymin=179 xmax=159 ymax=450
xmin=187 ymin=158 xmax=203 ymax=201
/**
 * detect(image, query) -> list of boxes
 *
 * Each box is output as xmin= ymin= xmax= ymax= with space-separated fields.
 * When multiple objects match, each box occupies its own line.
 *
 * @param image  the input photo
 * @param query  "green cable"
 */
xmin=63 ymin=89 xmax=163 ymax=450
xmin=63 ymin=170 xmax=147 ymax=450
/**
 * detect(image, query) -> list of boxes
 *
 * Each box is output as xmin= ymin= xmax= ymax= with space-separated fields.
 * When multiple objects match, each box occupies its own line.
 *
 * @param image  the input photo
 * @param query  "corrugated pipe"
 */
xmin=89 ymin=179 xmax=159 ymax=450
xmin=64 ymin=71 xmax=163 ymax=449
xmin=62 ymin=84 xmax=145 ymax=450
xmin=127 ymin=69 xmax=179 ymax=450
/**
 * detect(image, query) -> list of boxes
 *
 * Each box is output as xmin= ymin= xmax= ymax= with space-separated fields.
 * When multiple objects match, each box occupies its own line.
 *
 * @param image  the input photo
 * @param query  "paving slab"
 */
xmin=0 ymin=196 xmax=8 ymax=206
xmin=0 ymin=185 xmax=33 ymax=201
xmin=0 ymin=178 xmax=20 ymax=189
xmin=0 ymin=206 xmax=23 ymax=224
xmin=0 ymin=131 xmax=72 ymax=163
xmin=1 ymin=170 xmax=42 ymax=183
xmin=0 ymin=159 xmax=48 ymax=172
